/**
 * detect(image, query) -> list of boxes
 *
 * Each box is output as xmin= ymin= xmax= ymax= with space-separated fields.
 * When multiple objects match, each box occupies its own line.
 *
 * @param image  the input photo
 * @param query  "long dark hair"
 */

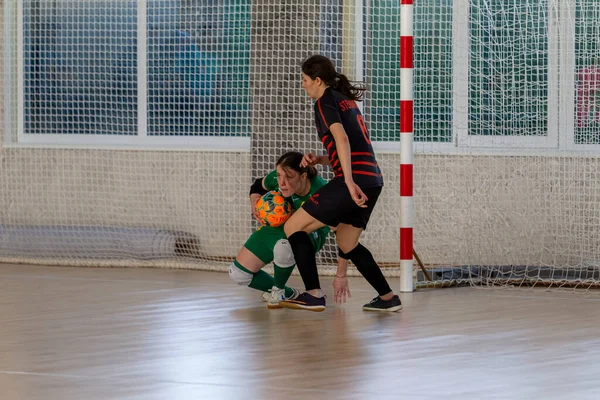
xmin=276 ymin=151 xmax=317 ymax=179
xmin=301 ymin=55 xmax=364 ymax=101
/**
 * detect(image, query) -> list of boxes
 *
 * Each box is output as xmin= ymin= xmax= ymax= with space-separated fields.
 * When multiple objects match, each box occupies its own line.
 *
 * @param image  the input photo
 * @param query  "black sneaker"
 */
xmin=280 ymin=292 xmax=326 ymax=312
xmin=362 ymin=295 xmax=402 ymax=312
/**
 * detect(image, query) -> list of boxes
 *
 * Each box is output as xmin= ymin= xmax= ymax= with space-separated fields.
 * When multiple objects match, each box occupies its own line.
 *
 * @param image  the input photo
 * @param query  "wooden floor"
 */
xmin=1 ymin=264 xmax=600 ymax=400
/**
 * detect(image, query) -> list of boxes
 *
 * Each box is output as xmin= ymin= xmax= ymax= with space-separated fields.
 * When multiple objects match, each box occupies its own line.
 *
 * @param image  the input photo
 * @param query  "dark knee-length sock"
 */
xmin=345 ymin=243 xmax=392 ymax=296
xmin=287 ymin=231 xmax=320 ymax=291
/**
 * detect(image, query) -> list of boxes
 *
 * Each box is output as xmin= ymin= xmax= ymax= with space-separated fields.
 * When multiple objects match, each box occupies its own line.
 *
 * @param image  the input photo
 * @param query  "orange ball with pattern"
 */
xmin=255 ymin=191 xmax=293 ymax=227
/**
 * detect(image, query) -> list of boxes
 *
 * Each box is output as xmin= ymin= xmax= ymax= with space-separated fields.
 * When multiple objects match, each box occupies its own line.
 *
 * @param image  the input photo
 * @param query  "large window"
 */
xmin=12 ymin=0 xmax=599 ymax=152
xmin=365 ymin=0 xmax=561 ymax=150
xmin=23 ymin=0 xmax=138 ymax=135
xmin=574 ymin=0 xmax=600 ymax=145
xmin=469 ymin=0 xmax=549 ymax=138
xmin=147 ymin=0 xmax=250 ymax=136
xmin=367 ymin=0 xmax=453 ymax=143
xmin=19 ymin=0 xmax=250 ymax=147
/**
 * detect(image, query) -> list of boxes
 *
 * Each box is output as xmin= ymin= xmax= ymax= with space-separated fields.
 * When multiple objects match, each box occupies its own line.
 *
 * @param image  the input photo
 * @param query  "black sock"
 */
xmin=346 ymin=243 xmax=392 ymax=296
xmin=288 ymin=231 xmax=320 ymax=291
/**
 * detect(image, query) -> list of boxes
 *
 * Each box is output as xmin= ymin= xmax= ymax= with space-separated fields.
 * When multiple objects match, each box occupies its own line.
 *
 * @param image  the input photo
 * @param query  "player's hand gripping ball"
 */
xmin=255 ymin=191 xmax=293 ymax=227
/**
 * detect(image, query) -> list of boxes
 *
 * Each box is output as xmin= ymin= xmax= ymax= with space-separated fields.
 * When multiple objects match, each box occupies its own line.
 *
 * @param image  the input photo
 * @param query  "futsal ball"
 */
xmin=256 ymin=191 xmax=293 ymax=227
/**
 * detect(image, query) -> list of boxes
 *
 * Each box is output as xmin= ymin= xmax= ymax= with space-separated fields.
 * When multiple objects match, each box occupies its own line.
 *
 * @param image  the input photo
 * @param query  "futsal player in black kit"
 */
xmin=280 ymin=55 xmax=402 ymax=312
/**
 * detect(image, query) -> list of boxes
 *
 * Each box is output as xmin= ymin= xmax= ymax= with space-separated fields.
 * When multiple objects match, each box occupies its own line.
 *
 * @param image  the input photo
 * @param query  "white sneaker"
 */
xmin=267 ymin=286 xmax=299 ymax=309
xmin=260 ymin=290 xmax=271 ymax=302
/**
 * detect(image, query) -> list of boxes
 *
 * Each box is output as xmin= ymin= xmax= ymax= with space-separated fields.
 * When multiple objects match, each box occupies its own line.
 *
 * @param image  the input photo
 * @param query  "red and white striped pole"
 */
xmin=400 ymin=0 xmax=414 ymax=292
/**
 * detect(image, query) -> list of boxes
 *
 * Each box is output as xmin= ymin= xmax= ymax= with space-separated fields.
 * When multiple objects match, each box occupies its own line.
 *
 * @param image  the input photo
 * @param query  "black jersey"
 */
xmin=314 ymin=87 xmax=384 ymax=188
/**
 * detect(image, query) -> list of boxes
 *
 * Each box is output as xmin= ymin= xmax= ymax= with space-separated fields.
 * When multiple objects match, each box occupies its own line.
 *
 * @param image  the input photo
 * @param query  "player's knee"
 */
xmin=273 ymin=239 xmax=295 ymax=268
xmin=341 ymin=242 xmax=368 ymax=259
xmin=337 ymin=239 xmax=358 ymax=255
xmin=228 ymin=263 xmax=253 ymax=286
xmin=338 ymin=247 xmax=352 ymax=260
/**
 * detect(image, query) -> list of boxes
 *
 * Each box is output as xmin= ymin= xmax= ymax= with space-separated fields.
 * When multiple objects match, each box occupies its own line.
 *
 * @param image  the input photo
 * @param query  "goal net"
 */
xmin=417 ymin=0 xmax=600 ymax=289
xmin=1 ymin=0 xmax=600 ymax=290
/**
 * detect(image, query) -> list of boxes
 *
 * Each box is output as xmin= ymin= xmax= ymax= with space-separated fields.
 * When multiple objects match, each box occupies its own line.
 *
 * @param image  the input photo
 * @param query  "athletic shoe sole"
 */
xmin=362 ymin=304 xmax=403 ymax=312
xmin=280 ymin=301 xmax=325 ymax=312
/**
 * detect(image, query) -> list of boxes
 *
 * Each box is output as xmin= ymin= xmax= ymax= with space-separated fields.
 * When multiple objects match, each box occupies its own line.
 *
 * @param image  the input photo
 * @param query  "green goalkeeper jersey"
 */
xmin=263 ymin=170 xmax=331 ymax=238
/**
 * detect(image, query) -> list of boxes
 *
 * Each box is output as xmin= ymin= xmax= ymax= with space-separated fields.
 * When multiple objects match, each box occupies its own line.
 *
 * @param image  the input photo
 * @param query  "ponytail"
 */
xmin=333 ymin=72 xmax=364 ymax=101
xmin=302 ymin=54 xmax=365 ymax=101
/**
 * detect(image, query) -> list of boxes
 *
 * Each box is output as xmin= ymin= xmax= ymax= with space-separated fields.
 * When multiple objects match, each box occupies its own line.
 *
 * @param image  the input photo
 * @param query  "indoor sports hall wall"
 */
xmin=2 ymin=1 xmax=600 ymax=287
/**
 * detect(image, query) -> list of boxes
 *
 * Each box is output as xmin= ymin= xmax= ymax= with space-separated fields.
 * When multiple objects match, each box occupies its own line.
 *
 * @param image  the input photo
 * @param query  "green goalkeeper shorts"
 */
xmin=243 ymin=225 xmax=328 ymax=265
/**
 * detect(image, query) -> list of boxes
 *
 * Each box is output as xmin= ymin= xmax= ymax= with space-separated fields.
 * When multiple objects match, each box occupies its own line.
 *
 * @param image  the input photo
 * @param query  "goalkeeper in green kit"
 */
xmin=229 ymin=151 xmax=350 ymax=308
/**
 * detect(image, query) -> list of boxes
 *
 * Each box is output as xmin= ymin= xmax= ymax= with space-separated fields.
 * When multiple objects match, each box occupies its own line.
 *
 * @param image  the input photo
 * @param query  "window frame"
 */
xmin=455 ymin=0 xmax=559 ymax=150
xmin=362 ymin=0 xmax=577 ymax=155
xmin=6 ymin=0 xmax=595 ymax=154
xmin=560 ymin=0 xmax=600 ymax=152
xmin=6 ymin=0 xmax=251 ymax=152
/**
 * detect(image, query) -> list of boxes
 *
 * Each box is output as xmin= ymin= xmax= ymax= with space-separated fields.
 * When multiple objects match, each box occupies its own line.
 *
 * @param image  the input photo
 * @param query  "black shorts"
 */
xmin=302 ymin=178 xmax=382 ymax=230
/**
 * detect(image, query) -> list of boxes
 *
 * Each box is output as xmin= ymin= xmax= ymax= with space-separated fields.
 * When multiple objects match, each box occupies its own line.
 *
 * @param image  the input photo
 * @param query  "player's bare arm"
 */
xmin=333 ymin=256 xmax=351 ymax=304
